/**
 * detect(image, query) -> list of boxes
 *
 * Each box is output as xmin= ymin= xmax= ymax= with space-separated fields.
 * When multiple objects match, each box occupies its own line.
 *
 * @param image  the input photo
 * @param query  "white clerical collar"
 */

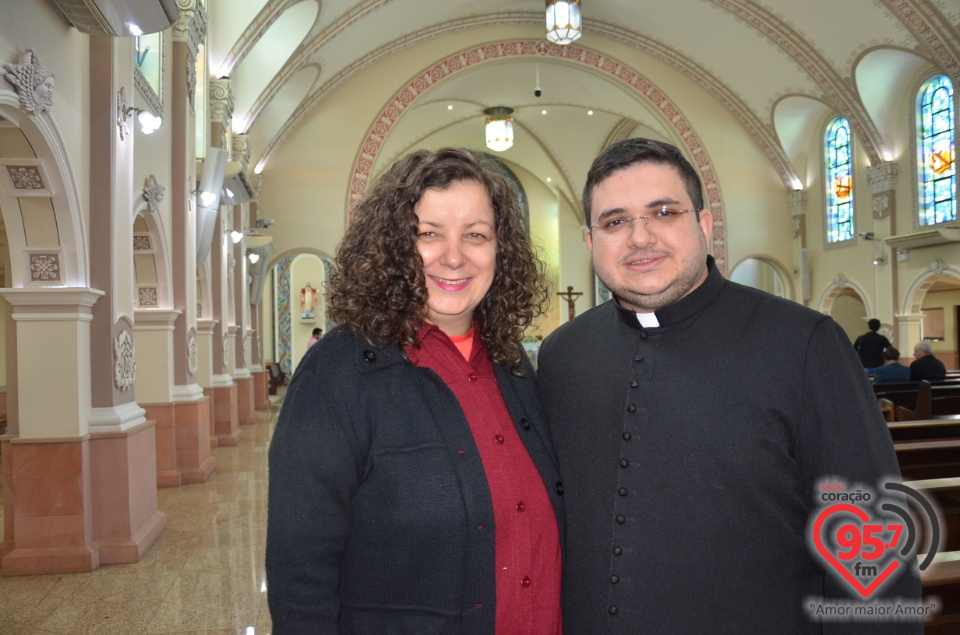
xmin=635 ymin=312 xmax=660 ymax=328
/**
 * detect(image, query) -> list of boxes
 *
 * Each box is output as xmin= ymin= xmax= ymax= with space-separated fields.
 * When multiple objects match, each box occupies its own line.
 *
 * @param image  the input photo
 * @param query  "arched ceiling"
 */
xmin=202 ymin=0 xmax=959 ymax=232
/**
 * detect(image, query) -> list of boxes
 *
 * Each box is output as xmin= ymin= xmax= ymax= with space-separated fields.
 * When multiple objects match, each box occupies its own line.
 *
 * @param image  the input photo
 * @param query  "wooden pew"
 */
xmin=895 ymin=439 xmax=960 ymax=481
xmin=895 ymin=382 xmax=960 ymax=421
xmin=874 ymin=379 xmax=960 ymax=421
xmin=889 ymin=413 xmax=960 ymax=630
xmin=923 ymin=560 xmax=960 ymax=634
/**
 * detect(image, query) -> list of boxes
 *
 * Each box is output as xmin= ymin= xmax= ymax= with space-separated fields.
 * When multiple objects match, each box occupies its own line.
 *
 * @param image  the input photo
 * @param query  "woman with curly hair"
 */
xmin=267 ymin=148 xmax=563 ymax=634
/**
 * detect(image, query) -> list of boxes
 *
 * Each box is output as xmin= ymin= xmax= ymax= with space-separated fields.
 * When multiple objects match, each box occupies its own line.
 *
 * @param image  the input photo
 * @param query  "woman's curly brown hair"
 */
xmin=328 ymin=147 xmax=548 ymax=370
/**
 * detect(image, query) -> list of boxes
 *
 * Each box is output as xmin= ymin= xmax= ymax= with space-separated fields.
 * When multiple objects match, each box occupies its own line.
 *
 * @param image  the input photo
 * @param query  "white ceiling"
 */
xmin=199 ymin=0 xmax=959 ymax=235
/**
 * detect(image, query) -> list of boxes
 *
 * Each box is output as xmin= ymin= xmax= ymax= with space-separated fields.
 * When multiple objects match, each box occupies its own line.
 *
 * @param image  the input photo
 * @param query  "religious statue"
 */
xmin=557 ymin=285 xmax=583 ymax=321
xmin=2 ymin=48 xmax=56 ymax=114
xmin=300 ymin=283 xmax=319 ymax=321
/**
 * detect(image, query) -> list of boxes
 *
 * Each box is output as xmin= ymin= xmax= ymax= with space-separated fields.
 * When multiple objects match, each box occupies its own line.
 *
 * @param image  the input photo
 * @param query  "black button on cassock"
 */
xmin=363 ymin=350 xmax=377 ymax=363
xmin=610 ymin=575 xmax=619 ymax=584
xmin=619 ymin=459 xmax=629 ymax=468
xmin=555 ymin=481 xmax=564 ymax=495
xmin=618 ymin=487 xmax=628 ymax=496
xmin=608 ymin=606 xmax=619 ymax=615
xmin=630 ymin=380 xmax=639 ymax=388
xmin=634 ymin=355 xmax=643 ymax=362
xmin=622 ymin=431 xmax=632 ymax=441
xmin=616 ymin=514 xmax=626 ymax=524
xmin=627 ymin=404 xmax=636 ymax=413
xmin=612 ymin=546 xmax=623 ymax=555
xmin=520 ymin=418 xmax=531 ymax=430
xmin=639 ymin=331 xmax=648 ymax=340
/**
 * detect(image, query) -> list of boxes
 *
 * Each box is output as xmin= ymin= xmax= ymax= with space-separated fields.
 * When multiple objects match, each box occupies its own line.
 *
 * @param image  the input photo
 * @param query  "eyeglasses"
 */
xmin=588 ymin=206 xmax=700 ymax=241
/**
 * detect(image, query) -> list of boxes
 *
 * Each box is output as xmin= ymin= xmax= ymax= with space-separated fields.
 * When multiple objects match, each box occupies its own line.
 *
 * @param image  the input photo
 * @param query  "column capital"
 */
xmin=866 ymin=161 xmax=899 ymax=194
xmin=0 ymin=287 xmax=105 ymax=320
xmin=172 ymin=0 xmax=207 ymax=58
xmin=197 ymin=318 xmax=219 ymax=334
xmin=209 ymin=79 xmax=234 ymax=131
xmin=134 ymin=309 xmax=182 ymax=330
xmin=787 ymin=190 xmax=808 ymax=216
xmin=232 ymin=134 xmax=250 ymax=170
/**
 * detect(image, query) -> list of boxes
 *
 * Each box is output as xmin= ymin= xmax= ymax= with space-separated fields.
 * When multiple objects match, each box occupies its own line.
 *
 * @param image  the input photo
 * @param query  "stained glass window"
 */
xmin=825 ymin=117 xmax=854 ymax=243
xmin=917 ymin=75 xmax=956 ymax=226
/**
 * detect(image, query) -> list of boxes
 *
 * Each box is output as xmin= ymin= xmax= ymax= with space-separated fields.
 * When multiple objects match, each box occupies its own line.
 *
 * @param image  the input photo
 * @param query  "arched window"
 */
xmin=917 ymin=75 xmax=956 ymax=226
xmin=825 ymin=117 xmax=854 ymax=243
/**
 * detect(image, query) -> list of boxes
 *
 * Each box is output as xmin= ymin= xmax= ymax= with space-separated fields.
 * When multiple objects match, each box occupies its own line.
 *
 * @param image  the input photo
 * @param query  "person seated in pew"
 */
xmin=911 ymin=341 xmax=947 ymax=382
xmin=873 ymin=346 xmax=911 ymax=383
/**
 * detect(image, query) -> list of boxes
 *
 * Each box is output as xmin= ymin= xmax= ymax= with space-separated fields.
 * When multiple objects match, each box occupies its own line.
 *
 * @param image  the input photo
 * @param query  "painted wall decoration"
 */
xmin=276 ymin=255 xmax=294 ymax=376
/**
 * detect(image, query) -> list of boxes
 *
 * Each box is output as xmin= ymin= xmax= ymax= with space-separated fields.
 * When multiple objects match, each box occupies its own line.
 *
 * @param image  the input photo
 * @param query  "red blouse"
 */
xmin=409 ymin=324 xmax=562 ymax=634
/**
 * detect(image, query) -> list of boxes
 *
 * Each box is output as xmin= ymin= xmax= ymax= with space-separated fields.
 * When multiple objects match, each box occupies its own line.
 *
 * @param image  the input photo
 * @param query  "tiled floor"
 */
xmin=0 ymin=399 xmax=279 ymax=634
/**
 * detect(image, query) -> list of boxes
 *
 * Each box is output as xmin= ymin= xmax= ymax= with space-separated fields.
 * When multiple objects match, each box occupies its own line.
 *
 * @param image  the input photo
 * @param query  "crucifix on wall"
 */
xmin=557 ymin=285 xmax=583 ymax=321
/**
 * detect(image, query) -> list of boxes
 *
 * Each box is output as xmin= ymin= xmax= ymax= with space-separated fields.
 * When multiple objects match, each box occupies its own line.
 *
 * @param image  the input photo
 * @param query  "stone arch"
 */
xmin=347 ymin=40 xmax=728 ymax=272
xmin=901 ymin=259 xmax=960 ymax=317
xmin=728 ymin=254 xmax=794 ymax=300
xmin=0 ymin=90 xmax=88 ymax=287
xmin=265 ymin=247 xmax=333 ymax=374
xmin=817 ymin=274 xmax=874 ymax=320
xmin=132 ymin=193 xmax=173 ymax=310
xmin=817 ymin=274 xmax=880 ymax=342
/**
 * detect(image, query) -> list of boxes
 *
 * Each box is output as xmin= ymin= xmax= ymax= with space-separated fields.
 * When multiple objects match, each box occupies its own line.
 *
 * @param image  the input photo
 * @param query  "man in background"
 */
xmin=910 ymin=341 xmax=947 ymax=382
xmin=854 ymin=318 xmax=891 ymax=373
xmin=308 ymin=327 xmax=322 ymax=348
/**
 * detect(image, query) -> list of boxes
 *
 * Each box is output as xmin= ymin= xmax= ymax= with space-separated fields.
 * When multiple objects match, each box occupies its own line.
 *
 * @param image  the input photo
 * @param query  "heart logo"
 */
xmin=812 ymin=503 xmax=902 ymax=599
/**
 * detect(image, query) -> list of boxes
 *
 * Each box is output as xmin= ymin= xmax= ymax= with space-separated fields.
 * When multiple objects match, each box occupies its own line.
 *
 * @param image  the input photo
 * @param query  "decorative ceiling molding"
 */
xmin=255 ymin=13 xmax=800 ymax=192
xmin=216 ymin=0 xmax=306 ymax=78
xmin=236 ymin=1 xmax=409 ymax=133
xmin=345 ymin=40 xmax=729 ymax=273
xmin=882 ymin=0 xmax=960 ymax=83
xmin=604 ymin=119 xmax=640 ymax=150
xmin=591 ymin=19 xmax=800 ymax=189
xmin=709 ymin=0 xmax=889 ymax=166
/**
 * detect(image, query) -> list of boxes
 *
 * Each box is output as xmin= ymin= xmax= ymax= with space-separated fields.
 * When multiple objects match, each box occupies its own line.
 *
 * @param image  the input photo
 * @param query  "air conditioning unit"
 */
xmin=51 ymin=0 xmax=180 ymax=36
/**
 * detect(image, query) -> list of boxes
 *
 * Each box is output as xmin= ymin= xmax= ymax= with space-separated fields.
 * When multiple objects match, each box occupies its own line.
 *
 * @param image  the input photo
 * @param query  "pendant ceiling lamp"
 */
xmin=484 ymin=107 xmax=514 ymax=152
xmin=546 ymin=0 xmax=581 ymax=45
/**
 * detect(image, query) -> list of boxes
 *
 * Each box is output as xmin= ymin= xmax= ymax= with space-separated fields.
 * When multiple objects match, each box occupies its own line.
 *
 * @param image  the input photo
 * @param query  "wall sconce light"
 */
xmin=872 ymin=255 xmax=887 ymax=266
xmin=229 ymin=230 xmax=243 ymax=244
xmin=248 ymin=252 xmax=260 ymax=264
xmin=117 ymin=87 xmax=161 ymax=140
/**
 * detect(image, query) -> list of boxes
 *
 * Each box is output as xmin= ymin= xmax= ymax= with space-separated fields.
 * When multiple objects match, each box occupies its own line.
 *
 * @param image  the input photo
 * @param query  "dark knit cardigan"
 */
xmin=266 ymin=326 xmax=565 ymax=634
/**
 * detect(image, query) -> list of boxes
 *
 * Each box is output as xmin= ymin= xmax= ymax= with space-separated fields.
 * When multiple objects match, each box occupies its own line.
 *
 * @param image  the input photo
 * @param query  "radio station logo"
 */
xmin=805 ymin=479 xmax=941 ymax=622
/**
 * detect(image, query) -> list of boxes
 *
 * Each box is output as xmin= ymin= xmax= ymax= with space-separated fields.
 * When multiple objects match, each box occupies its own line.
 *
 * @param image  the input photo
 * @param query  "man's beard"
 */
xmin=603 ymin=252 xmax=708 ymax=313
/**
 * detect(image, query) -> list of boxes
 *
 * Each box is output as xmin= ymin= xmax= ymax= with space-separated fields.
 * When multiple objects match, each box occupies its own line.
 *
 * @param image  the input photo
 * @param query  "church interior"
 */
xmin=0 ymin=0 xmax=958 ymax=632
